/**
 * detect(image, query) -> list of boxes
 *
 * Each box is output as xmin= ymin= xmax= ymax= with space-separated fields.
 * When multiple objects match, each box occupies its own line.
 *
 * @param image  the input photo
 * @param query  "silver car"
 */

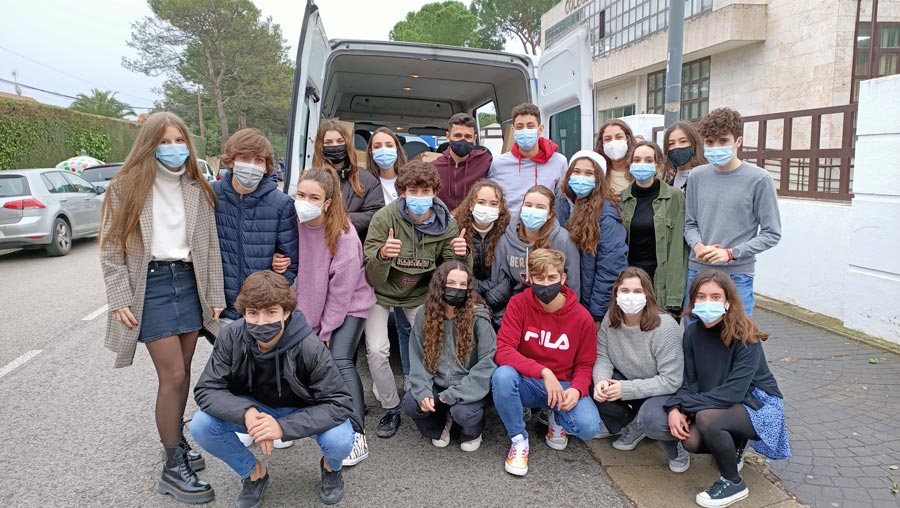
xmin=0 ymin=168 xmax=105 ymax=256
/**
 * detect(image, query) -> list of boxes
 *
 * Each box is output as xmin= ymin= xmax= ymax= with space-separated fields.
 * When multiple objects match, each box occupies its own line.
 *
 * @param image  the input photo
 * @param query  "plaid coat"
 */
xmin=101 ymin=178 xmax=225 ymax=368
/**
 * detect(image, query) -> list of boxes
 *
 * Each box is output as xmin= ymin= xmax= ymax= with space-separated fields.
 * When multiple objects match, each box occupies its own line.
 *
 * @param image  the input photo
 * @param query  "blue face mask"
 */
xmin=704 ymin=145 xmax=735 ymax=167
xmin=520 ymin=206 xmax=549 ymax=231
xmin=692 ymin=301 xmax=729 ymax=324
xmin=373 ymin=147 xmax=398 ymax=169
xmin=567 ymin=175 xmax=596 ymax=198
xmin=406 ymin=195 xmax=433 ymax=216
xmin=629 ymin=163 xmax=658 ymax=183
xmin=156 ymin=144 xmax=190 ymax=168
xmin=514 ymin=128 xmax=539 ymax=150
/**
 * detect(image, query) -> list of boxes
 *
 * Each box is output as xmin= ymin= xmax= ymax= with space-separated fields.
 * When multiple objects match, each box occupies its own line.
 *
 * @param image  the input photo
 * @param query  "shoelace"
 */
xmin=508 ymin=445 xmax=528 ymax=461
xmin=241 ymin=478 xmax=258 ymax=495
xmin=707 ymin=478 xmax=731 ymax=497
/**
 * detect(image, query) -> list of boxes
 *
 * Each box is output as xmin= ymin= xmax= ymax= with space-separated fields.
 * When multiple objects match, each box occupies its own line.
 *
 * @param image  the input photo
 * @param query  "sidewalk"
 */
xmin=582 ymin=308 xmax=900 ymax=508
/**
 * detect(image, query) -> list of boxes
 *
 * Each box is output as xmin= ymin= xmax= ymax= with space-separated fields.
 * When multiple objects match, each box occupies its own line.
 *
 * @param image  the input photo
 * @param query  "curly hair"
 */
xmin=517 ymin=185 xmax=557 ymax=250
xmin=562 ymin=157 xmax=618 ymax=256
xmin=683 ymin=270 xmax=768 ymax=346
xmin=452 ymin=180 xmax=510 ymax=268
xmin=698 ymin=108 xmax=743 ymax=142
xmin=422 ymin=261 xmax=482 ymax=374
xmin=396 ymin=160 xmax=442 ymax=194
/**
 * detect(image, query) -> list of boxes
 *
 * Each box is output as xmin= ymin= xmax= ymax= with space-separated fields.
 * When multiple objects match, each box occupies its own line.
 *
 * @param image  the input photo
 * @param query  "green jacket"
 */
xmin=621 ymin=181 xmax=688 ymax=310
xmin=364 ymin=200 xmax=472 ymax=307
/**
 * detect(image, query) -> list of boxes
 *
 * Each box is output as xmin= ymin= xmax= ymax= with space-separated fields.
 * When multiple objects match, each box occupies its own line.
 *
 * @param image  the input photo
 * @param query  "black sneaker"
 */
xmin=695 ymin=477 xmax=749 ymax=508
xmin=235 ymin=473 xmax=268 ymax=508
xmin=376 ymin=412 xmax=401 ymax=438
xmin=320 ymin=457 xmax=345 ymax=505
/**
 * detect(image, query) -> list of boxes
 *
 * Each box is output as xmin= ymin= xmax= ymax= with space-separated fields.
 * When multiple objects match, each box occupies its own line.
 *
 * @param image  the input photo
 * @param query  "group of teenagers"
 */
xmin=99 ymin=103 xmax=789 ymax=508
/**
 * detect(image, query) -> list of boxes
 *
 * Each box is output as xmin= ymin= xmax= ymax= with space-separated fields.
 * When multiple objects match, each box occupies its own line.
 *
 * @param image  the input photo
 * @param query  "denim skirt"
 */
xmin=138 ymin=260 xmax=203 ymax=343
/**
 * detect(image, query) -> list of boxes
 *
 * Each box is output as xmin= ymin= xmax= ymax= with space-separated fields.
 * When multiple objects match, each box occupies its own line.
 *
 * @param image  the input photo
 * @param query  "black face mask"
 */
xmin=442 ymin=287 xmax=468 ymax=307
xmin=667 ymin=146 xmax=694 ymax=167
xmin=246 ymin=320 xmax=284 ymax=343
xmin=323 ymin=145 xmax=347 ymax=164
xmin=449 ymin=140 xmax=475 ymax=158
xmin=532 ymin=282 xmax=562 ymax=305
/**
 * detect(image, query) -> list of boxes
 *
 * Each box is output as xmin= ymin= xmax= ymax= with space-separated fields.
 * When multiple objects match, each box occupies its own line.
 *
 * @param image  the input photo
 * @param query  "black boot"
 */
xmin=157 ymin=443 xmax=215 ymax=504
xmin=181 ymin=421 xmax=205 ymax=471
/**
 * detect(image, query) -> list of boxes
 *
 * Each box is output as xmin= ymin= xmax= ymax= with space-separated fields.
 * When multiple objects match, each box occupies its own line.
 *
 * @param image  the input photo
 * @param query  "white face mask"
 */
xmin=616 ymin=292 xmax=647 ymax=315
xmin=603 ymin=139 xmax=629 ymax=161
xmin=471 ymin=204 xmax=500 ymax=225
xmin=294 ymin=199 xmax=323 ymax=223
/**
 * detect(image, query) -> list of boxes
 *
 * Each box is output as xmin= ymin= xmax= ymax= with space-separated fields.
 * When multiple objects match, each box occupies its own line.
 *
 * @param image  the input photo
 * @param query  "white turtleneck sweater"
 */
xmin=150 ymin=162 xmax=191 ymax=262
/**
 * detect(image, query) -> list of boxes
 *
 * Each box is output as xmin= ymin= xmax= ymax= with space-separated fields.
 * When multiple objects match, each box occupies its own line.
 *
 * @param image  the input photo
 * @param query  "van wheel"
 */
xmin=45 ymin=217 xmax=72 ymax=256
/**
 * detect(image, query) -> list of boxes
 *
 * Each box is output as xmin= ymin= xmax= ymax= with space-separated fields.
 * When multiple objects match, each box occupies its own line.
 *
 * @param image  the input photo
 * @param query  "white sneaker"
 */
xmin=273 ymin=439 xmax=294 ymax=449
xmin=431 ymin=413 xmax=452 ymax=448
xmin=342 ymin=433 xmax=369 ymax=466
xmin=545 ymin=411 xmax=568 ymax=451
xmin=460 ymin=434 xmax=483 ymax=452
xmin=504 ymin=434 xmax=529 ymax=476
xmin=237 ymin=432 xmax=253 ymax=447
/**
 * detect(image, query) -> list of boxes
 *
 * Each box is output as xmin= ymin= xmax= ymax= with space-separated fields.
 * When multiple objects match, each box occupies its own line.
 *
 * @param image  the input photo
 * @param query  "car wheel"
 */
xmin=45 ymin=217 xmax=72 ymax=256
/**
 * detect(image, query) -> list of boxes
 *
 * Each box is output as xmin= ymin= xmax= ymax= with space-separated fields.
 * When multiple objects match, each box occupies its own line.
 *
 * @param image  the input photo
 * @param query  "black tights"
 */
xmin=682 ymin=405 xmax=758 ymax=483
xmin=146 ymin=332 xmax=199 ymax=446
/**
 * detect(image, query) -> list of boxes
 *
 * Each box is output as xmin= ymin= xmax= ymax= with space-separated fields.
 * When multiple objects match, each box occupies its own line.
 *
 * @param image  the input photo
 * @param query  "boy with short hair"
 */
xmin=433 ymin=113 xmax=493 ymax=210
xmin=487 ymin=103 xmax=568 ymax=213
xmin=684 ymin=108 xmax=782 ymax=316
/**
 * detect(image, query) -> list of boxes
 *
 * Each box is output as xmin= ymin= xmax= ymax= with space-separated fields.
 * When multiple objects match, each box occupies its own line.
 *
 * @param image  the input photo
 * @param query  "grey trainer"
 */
xmin=612 ymin=420 xmax=646 ymax=451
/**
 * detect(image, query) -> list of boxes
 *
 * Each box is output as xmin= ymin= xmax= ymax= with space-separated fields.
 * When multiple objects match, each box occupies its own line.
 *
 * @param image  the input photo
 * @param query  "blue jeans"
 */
xmin=190 ymin=401 xmax=355 ymax=478
xmin=491 ymin=365 xmax=601 ymax=441
xmin=684 ymin=269 xmax=755 ymax=325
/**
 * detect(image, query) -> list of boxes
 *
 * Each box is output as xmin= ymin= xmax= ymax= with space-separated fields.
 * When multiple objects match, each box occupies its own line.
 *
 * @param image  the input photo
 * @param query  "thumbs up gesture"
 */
xmin=451 ymin=228 xmax=468 ymax=257
xmin=381 ymin=228 xmax=402 ymax=259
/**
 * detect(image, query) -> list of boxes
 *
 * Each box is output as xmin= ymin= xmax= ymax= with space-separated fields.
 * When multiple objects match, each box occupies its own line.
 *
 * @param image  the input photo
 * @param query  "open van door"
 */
xmin=535 ymin=28 xmax=594 ymax=160
xmin=284 ymin=0 xmax=330 ymax=195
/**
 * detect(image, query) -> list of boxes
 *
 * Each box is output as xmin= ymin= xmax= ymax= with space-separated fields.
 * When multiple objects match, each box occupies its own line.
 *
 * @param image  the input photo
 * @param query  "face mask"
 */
xmin=472 ymin=204 xmax=499 ymax=225
xmin=233 ymin=161 xmax=265 ymax=190
xmin=373 ymin=147 xmax=397 ymax=169
xmin=294 ymin=199 xmax=323 ymax=223
xmin=616 ymin=293 xmax=647 ymax=315
xmin=532 ymin=281 xmax=563 ymax=305
xmin=519 ymin=206 xmax=548 ymax=231
xmin=246 ymin=319 xmax=284 ymax=343
xmin=629 ymin=163 xmax=658 ymax=183
xmin=322 ymin=144 xmax=347 ymax=164
xmin=567 ymin=175 xmax=596 ymax=198
xmin=514 ymin=128 xmax=539 ymax=150
xmin=442 ymin=287 xmax=468 ymax=307
xmin=406 ymin=195 xmax=433 ymax=216
xmin=449 ymin=140 xmax=475 ymax=158
xmin=156 ymin=144 xmax=190 ymax=168
xmin=668 ymin=146 xmax=694 ymax=167
xmin=704 ymin=145 xmax=735 ymax=167
xmin=692 ymin=301 xmax=730 ymax=324
xmin=603 ymin=139 xmax=629 ymax=161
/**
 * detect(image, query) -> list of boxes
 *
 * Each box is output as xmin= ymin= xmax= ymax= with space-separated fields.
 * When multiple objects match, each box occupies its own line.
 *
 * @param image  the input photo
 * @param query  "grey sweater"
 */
xmin=592 ymin=313 xmax=684 ymax=401
xmin=683 ymin=161 xmax=781 ymax=274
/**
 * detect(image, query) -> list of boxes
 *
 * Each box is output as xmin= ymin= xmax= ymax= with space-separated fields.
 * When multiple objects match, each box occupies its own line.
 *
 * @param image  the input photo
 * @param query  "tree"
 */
xmin=124 ymin=0 xmax=293 ymax=148
xmin=472 ymin=0 xmax=557 ymax=55
xmin=390 ymin=1 xmax=502 ymax=50
xmin=69 ymin=89 xmax=136 ymax=119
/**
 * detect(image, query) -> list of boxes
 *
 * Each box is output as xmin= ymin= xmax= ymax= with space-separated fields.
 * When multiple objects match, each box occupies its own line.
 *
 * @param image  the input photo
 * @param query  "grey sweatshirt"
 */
xmin=592 ymin=313 xmax=684 ymax=401
xmin=683 ymin=161 xmax=781 ymax=274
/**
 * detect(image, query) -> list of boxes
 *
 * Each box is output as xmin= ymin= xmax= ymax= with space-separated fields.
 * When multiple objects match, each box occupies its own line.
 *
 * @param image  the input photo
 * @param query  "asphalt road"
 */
xmin=0 ymin=242 xmax=635 ymax=508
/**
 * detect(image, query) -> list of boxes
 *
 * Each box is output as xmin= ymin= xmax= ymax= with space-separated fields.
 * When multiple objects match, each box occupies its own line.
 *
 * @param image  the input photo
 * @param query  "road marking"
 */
xmin=82 ymin=304 xmax=109 ymax=321
xmin=0 ymin=350 xmax=43 ymax=379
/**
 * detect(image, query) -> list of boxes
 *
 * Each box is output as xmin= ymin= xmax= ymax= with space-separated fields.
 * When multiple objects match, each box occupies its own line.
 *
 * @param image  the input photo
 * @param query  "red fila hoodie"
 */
xmin=495 ymin=284 xmax=597 ymax=396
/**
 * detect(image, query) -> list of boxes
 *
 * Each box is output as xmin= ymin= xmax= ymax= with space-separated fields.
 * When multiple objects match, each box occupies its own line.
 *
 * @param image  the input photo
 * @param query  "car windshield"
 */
xmin=82 ymin=166 xmax=122 ymax=183
xmin=0 ymin=175 xmax=29 ymax=197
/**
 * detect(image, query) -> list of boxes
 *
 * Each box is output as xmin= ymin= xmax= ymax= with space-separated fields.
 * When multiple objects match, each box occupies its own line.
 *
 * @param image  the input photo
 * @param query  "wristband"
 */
xmin=726 ymin=248 xmax=734 ymax=262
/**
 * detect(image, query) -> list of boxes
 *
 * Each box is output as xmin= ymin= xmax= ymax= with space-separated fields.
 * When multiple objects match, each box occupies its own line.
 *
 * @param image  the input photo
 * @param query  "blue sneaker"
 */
xmin=696 ymin=477 xmax=749 ymax=508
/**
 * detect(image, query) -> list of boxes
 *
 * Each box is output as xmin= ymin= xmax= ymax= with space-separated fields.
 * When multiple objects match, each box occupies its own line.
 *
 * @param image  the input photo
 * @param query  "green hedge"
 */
xmin=0 ymin=98 xmax=206 ymax=170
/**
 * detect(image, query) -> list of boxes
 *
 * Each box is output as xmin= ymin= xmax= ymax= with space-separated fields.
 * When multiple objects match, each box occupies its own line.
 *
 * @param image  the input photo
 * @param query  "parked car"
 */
xmin=0 ymin=168 xmax=105 ymax=256
xmin=198 ymin=159 xmax=216 ymax=182
xmin=81 ymin=163 xmax=123 ymax=189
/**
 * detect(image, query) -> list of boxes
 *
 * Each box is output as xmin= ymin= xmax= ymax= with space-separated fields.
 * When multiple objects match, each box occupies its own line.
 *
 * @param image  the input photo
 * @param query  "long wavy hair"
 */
xmin=422 ymin=261 xmax=482 ymax=374
xmin=517 ymin=185 xmax=556 ymax=250
xmin=297 ymin=167 xmax=350 ymax=257
xmin=365 ymin=127 xmax=408 ymax=180
xmin=311 ymin=119 xmax=363 ymax=197
xmin=663 ymin=120 xmax=708 ymax=184
xmin=100 ymin=111 xmax=215 ymax=255
xmin=452 ymin=179 xmax=510 ymax=268
xmin=684 ymin=270 xmax=768 ymax=346
xmin=562 ymin=157 xmax=618 ymax=256
xmin=607 ymin=267 xmax=664 ymax=331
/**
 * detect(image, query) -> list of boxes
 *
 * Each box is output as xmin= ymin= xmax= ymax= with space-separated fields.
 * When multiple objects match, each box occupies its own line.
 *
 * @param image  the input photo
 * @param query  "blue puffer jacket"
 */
xmin=556 ymin=198 xmax=628 ymax=321
xmin=214 ymin=173 xmax=299 ymax=320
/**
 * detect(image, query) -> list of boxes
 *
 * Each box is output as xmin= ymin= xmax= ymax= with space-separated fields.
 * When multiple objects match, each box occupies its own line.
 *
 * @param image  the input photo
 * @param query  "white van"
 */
xmin=283 ymin=0 xmax=594 ymax=194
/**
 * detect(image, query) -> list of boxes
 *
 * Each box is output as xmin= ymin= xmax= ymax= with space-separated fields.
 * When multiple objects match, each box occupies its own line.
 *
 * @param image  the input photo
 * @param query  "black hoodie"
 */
xmin=194 ymin=311 xmax=358 ymax=439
